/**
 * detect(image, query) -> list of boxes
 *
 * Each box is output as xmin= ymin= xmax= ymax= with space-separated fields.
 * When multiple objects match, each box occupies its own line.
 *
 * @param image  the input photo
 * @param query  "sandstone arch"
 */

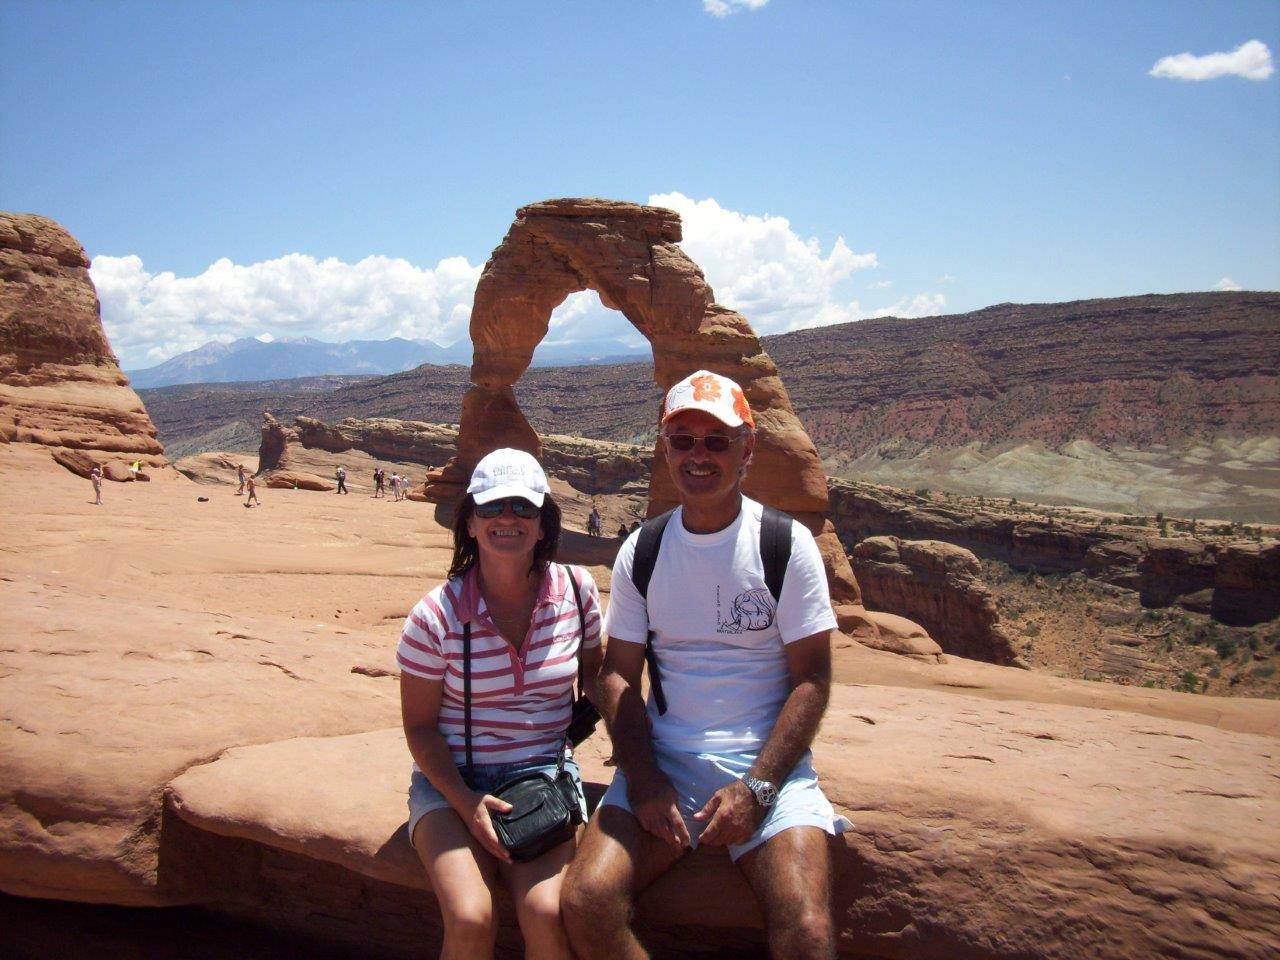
xmin=426 ymin=198 xmax=859 ymax=602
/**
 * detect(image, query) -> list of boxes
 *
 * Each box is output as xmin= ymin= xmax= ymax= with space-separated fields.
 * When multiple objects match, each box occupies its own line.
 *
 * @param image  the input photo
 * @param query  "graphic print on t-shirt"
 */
xmin=716 ymin=584 xmax=776 ymax=634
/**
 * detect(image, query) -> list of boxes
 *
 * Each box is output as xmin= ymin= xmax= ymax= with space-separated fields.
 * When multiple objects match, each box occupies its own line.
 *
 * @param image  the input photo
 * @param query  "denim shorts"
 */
xmin=599 ymin=745 xmax=850 ymax=861
xmin=407 ymin=755 xmax=587 ymax=849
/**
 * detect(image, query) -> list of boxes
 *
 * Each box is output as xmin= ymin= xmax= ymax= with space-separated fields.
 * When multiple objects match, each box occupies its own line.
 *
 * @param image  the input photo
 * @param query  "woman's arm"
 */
xmin=400 ymin=671 xmax=513 ymax=863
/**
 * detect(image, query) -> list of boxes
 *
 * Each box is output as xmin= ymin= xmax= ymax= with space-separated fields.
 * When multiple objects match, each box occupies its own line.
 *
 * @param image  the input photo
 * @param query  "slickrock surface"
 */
xmin=164 ymin=685 xmax=1280 ymax=960
xmin=0 ymin=213 xmax=170 ymax=473
xmin=852 ymin=536 xmax=1020 ymax=665
xmin=4 ymin=441 xmax=1279 ymax=959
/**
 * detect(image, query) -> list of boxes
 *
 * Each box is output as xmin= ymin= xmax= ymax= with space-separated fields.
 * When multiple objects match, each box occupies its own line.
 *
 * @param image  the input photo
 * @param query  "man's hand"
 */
xmin=627 ymin=771 xmax=692 ymax=851
xmin=460 ymin=791 xmax=515 ymax=864
xmin=692 ymin=779 xmax=766 ymax=847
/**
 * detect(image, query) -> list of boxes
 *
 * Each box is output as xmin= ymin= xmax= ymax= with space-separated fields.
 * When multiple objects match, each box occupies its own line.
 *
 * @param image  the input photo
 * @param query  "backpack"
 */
xmin=630 ymin=504 xmax=793 ymax=715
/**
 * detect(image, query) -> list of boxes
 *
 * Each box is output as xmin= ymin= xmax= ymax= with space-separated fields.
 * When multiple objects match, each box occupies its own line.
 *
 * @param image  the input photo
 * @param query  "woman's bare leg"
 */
xmin=499 ymin=838 xmax=577 ymax=960
xmin=413 ymin=808 xmax=502 ymax=960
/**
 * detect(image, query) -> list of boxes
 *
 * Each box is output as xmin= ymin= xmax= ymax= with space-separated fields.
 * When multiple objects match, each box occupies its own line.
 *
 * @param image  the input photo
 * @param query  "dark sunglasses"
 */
xmin=473 ymin=497 xmax=541 ymax=519
xmin=663 ymin=432 xmax=745 ymax=453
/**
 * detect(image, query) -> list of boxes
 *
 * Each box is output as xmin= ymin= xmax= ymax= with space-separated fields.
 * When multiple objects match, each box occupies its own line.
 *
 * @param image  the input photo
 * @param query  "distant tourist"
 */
xmin=588 ymin=506 xmax=602 ymax=537
xmin=245 ymin=474 xmax=260 ymax=507
xmin=236 ymin=464 xmax=247 ymax=495
xmin=335 ymin=465 xmax=349 ymax=495
xmin=374 ymin=468 xmax=385 ymax=498
xmin=129 ymin=459 xmax=141 ymax=480
xmin=616 ymin=522 xmax=629 ymax=540
xmin=390 ymin=472 xmax=402 ymax=501
xmin=562 ymin=370 xmax=846 ymax=960
xmin=90 ymin=465 xmax=103 ymax=505
xmin=397 ymin=448 xmax=602 ymax=960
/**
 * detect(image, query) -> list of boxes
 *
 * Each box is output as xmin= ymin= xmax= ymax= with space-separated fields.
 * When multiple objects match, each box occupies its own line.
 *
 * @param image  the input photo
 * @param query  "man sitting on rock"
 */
xmin=563 ymin=370 xmax=846 ymax=960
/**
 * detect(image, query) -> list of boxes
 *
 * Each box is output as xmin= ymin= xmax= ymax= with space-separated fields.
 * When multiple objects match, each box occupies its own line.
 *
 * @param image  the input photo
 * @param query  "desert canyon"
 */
xmin=3 ymin=205 xmax=1279 ymax=959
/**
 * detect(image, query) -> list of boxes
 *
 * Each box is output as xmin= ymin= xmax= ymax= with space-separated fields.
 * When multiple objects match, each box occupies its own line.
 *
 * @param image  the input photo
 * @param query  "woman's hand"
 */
xmin=460 ymin=791 xmax=515 ymax=864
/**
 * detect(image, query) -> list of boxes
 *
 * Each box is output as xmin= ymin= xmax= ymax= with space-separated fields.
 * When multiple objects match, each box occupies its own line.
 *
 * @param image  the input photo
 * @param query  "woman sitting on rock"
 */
xmin=398 ymin=448 xmax=602 ymax=960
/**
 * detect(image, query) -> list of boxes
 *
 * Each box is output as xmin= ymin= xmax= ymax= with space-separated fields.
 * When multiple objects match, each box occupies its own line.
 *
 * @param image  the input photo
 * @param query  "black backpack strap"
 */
xmin=632 ymin=509 xmax=675 ymax=599
xmin=759 ymin=505 xmax=793 ymax=604
xmin=462 ymin=620 xmax=473 ymax=776
xmin=632 ymin=509 xmax=675 ymax=716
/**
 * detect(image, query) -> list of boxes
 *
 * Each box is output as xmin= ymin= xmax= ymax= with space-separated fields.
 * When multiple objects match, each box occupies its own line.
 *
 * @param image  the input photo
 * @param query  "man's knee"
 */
xmin=770 ymin=903 xmax=835 ymax=958
xmin=562 ymin=856 xmax=632 ymax=933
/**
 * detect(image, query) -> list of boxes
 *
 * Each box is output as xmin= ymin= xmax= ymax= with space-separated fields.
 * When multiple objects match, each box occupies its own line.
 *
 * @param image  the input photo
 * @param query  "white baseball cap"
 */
xmin=467 ymin=448 xmax=550 ymax=507
xmin=660 ymin=370 xmax=756 ymax=430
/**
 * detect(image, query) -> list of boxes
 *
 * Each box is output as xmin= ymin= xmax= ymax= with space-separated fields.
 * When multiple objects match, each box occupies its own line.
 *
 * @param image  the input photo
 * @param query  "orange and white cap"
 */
xmin=660 ymin=370 xmax=755 ymax=430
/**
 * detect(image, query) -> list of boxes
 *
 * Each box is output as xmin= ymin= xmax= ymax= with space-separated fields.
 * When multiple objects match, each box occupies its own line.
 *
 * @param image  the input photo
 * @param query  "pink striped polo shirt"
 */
xmin=398 ymin=563 xmax=602 ymax=767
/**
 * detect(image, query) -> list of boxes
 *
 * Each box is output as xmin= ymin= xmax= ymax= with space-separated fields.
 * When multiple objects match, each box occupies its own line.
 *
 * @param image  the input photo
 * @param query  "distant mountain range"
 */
xmin=139 ymin=292 xmax=1280 ymax=521
xmin=125 ymin=335 xmax=647 ymax=388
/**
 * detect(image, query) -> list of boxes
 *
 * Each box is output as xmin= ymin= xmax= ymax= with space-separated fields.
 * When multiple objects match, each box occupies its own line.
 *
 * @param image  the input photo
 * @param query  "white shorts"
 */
xmin=598 ymin=744 xmax=850 ymax=861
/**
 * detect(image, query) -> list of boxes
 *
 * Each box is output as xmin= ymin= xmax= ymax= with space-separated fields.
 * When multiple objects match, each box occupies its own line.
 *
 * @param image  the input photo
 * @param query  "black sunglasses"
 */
xmin=663 ymin=432 xmax=745 ymax=453
xmin=473 ymin=497 xmax=541 ymax=519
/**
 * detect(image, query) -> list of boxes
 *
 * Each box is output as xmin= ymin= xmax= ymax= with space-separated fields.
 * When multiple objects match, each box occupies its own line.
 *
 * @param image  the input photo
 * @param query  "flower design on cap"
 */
xmin=731 ymin=386 xmax=754 ymax=427
xmin=691 ymin=374 xmax=722 ymax=403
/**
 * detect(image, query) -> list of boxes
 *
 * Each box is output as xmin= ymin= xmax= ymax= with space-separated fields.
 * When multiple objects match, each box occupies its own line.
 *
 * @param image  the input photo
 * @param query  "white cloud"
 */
xmin=871 ymin=293 xmax=947 ymax=319
xmin=91 ymin=252 xmax=483 ymax=368
xmin=703 ymin=0 xmax=769 ymax=18
xmin=94 ymin=193 xmax=942 ymax=367
xmin=1215 ymin=277 xmax=1242 ymax=292
xmin=649 ymin=191 xmax=882 ymax=333
xmin=1150 ymin=39 xmax=1274 ymax=82
xmin=938 ymin=274 xmax=957 ymax=283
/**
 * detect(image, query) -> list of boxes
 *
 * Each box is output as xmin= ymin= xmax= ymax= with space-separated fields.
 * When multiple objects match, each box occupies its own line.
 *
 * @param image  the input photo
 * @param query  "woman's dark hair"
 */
xmin=447 ymin=494 xmax=562 ymax=581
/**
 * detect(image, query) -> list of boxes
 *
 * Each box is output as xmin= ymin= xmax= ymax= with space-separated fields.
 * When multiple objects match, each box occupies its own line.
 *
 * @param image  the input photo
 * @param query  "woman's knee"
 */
xmin=441 ymin=892 xmax=497 ymax=945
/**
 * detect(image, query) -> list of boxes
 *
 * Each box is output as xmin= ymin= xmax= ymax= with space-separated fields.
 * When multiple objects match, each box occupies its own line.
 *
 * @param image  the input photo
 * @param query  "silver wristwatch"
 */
xmin=742 ymin=774 xmax=779 ymax=808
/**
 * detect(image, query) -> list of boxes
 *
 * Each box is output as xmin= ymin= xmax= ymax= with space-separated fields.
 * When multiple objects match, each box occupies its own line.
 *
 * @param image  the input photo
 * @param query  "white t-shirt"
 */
xmin=605 ymin=497 xmax=837 ymax=752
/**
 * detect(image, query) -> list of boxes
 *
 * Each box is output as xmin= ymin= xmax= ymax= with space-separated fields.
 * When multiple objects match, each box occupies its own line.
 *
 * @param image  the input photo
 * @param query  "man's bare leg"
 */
xmin=736 ymin=826 xmax=836 ymax=960
xmin=561 ymin=806 xmax=687 ymax=960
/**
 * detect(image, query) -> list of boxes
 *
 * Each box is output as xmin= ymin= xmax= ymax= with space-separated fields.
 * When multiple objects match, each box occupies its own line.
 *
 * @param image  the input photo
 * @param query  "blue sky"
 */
xmin=2 ymin=1 xmax=1278 ymax=368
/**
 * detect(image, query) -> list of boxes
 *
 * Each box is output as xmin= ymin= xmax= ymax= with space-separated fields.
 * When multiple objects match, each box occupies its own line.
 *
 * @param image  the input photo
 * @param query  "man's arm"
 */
xmin=694 ymin=628 xmax=833 ymax=846
xmin=594 ymin=637 xmax=692 ymax=850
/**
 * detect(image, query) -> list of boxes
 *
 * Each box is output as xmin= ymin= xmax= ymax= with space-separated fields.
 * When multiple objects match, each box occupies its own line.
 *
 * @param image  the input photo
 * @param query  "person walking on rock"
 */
xmin=374 ymin=468 xmax=385 ymax=498
xmin=562 ymin=370 xmax=847 ymax=960
xmin=336 ymin=465 xmax=348 ymax=495
xmin=588 ymin=506 xmax=602 ymax=538
xmin=90 ymin=465 xmax=103 ymax=505
xmin=236 ymin=464 xmax=247 ymax=495
xmin=245 ymin=474 xmax=260 ymax=507
xmin=398 ymin=448 xmax=603 ymax=960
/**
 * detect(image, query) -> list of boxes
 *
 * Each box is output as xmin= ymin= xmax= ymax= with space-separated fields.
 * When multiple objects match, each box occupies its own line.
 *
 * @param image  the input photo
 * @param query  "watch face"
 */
xmin=748 ymin=777 xmax=779 ymax=807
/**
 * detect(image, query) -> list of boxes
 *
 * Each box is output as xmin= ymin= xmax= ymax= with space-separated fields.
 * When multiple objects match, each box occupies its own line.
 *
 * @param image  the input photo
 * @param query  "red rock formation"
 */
xmin=828 ymin=477 xmax=1280 ymax=627
xmin=852 ymin=535 xmax=1022 ymax=665
xmin=265 ymin=471 xmax=333 ymax=491
xmin=256 ymin=413 xmax=296 ymax=473
xmin=426 ymin=198 xmax=854 ymax=594
xmin=0 ymin=212 xmax=170 ymax=473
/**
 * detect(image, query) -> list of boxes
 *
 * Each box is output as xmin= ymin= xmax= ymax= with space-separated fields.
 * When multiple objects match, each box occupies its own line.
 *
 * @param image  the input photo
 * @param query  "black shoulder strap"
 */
xmin=462 ymin=621 xmax=473 ymax=775
xmin=759 ymin=505 xmax=793 ymax=604
xmin=565 ymin=565 xmax=587 ymax=698
xmin=632 ymin=509 xmax=675 ymax=599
